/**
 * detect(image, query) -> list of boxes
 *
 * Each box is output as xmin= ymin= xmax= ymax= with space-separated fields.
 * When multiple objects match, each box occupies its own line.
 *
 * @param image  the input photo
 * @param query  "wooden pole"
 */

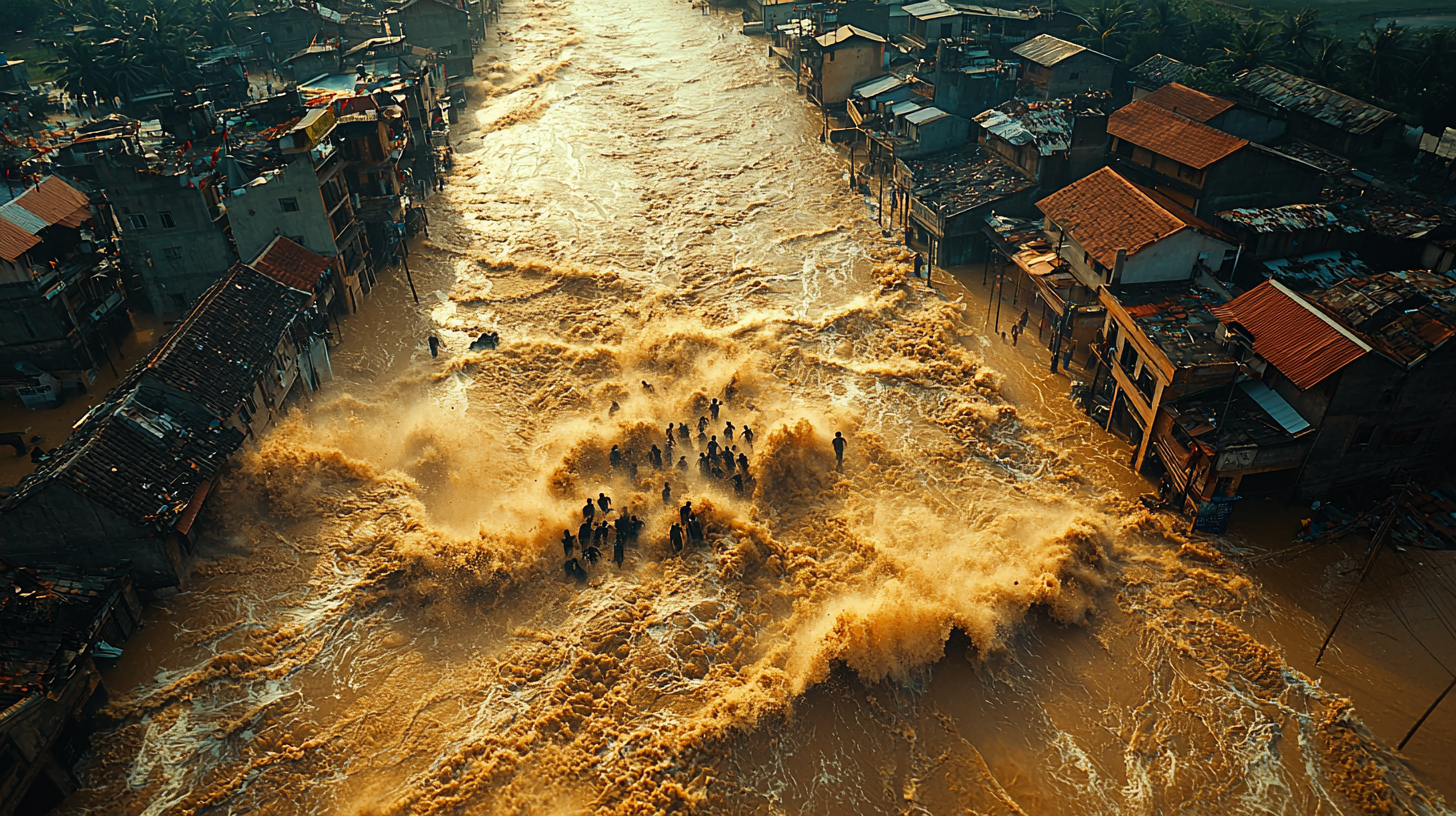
xmin=1399 ymin=674 xmax=1456 ymax=751
xmin=1316 ymin=483 xmax=1409 ymax=665
xmin=403 ymin=254 xmax=420 ymax=304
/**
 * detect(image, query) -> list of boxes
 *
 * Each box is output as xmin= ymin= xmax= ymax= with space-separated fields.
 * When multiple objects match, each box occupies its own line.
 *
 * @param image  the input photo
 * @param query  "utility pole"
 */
xmin=1399 ymin=674 xmax=1456 ymax=750
xmin=1315 ymin=482 xmax=1411 ymax=665
xmin=402 ymin=253 xmax=420 ymax=304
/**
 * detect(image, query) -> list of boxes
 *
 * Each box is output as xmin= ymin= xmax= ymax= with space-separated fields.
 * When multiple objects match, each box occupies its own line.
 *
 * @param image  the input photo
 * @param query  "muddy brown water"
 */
xmin=59 ymin=0 xmax=1455 ymax=813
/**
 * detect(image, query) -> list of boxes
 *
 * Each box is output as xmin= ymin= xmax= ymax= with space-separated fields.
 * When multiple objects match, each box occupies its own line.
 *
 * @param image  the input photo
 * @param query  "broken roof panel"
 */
xmin=1263 ymin=250 xmax=1368 ymax=292
xmin=1236 ymin=65 xmax=1396 ymax=136
xmin=1012 ymin=34 xmax=1101 ymax=67
xmin=974 ymin=100 xmax=1072 ymax=156
xmin=902 ymin=148 xmax=1035 ymax=220
xmin=1108 ymin=99 xmax=1247 ymax=170
xmin=1309 ymin=270 xmax=1456 ymax=367
xmin=1211 ymin=280 xmax=1369 ymax=389
xmin=1140 ymin=82 xmax=1234 ymax=123
xmin=1217 ymin=203 xmax=1357 ymax=234
xmin=1035 ymin=167 xmax=1217 ymax=269
xmin=1131 ymin=54 xmax=1193 ymax=89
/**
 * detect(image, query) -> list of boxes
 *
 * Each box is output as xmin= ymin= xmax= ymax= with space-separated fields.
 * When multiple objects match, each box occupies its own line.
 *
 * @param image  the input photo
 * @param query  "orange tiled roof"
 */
xmin=1108 ymin=99 xmax=1247 ymax=170
xmin=1035 ymin=167 xmax=1197 ymax=269
xmin=1210 ymin=281 xmax=1368 ymax=389
xmin=1140 ymin=82 xmax=1234 ymax=123
xmin=249 ymin=236 xmax=331 ymax=294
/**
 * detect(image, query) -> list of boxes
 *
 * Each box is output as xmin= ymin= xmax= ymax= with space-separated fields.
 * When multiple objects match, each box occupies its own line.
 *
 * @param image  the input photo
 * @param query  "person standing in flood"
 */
xmin=669 ymin=522 xmax=684 ymax=553
xmin=562 ymin=529 xmax=575 ymax=556
xmin=662 ymin=482 xmax=672 ymax=505
xmin=709 ymin=398 xmax=720 ymax=420
xmin=578 ymin=519 xmax=593 ymax=551
xmin=833 ymin=431 xmax=846 ymax=470
xmin=707 ymin=435 xmax=720 ymax=461
xmin=597 ymin=493 xmax=612 ymax=515
xmin=428 ymin=335 xmax=441 ymax=358
xmin=723 ymin=421 xmax=734 ymax=442
xmin=582 ymin=499 xmax=595 ymax=524
xmin=679 ymin=500 xmax=693 ymax=528
xmin=742 ymin=425 xmax=754 ymax=448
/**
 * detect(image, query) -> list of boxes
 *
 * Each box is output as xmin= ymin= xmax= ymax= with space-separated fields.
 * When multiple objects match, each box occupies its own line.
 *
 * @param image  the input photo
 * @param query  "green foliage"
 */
xmin=0 ymin=0 xmax=49 ymax=34
xmin=42 ymin=0 xmax=230 ymax=102
xmin=1180 ymin=65 xmax=1238 ymax=97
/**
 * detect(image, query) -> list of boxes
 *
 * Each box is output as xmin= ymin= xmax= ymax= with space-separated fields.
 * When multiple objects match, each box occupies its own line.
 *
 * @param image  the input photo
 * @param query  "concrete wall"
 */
xmin=391 ymin=1 xmax=472 ymax=80
xmin=228 ymin=156 xmax=337 ymax=265
xmin=0 ymin=485 xmax=186 ymax=589
xmin=1198 ymin=146 xmax=1325 ymax=217
xmin=1022 ymin=52 xmax=1115 ymax=100
xmin=1052 ymin=226 xmax=1232 ymax=288
xmin=821 ymin=42 xmax=883 ymax=105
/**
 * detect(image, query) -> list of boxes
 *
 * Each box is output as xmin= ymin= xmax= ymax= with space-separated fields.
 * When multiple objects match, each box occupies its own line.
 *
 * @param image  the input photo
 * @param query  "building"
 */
xmin=228 ymin=108 xmax=375 ymax=313
xmin=287 ymin=43 xmax=342 ymax=81
xmin=924 ymin=39 xmax=1018 ymax=120
xmin=1130 ymin=54 xmax=1193 ymax=99
xmin=1235 ymin=65 xmax=1403 ymax=160
xmin=1035 ymin=167 xmax=1238 ymax=289
xmin=901 ymin=148 xmax=1037 ymax=267
xmin=808 ymin=26 xmax=887 ymax=107
xmin=1137 ymin=82 xmax=1284 ymax=144
xmin=386 ymin=0 xmax=472 ymax=86
xmin=0 ymin=177 xmax=130 ymax=399
xmin=0 ymin=264 xmax=312 ymax=589
xmin=1107 ymin=99 xmax=1325 ymax=217
xmin=901 ymin=0 xmax=964 ymax=53
xmin=1010 ymin=34 xmax=1116 ymax=101
xmin=0 ymin=563 xmax=142 ymax=815
xmin=974 ymin=94 xmax=1109 ymax=194
xmin=1210 ymin=272 xmax=1456 ymax=498
xmin=0 ymin=55 xmax=32 ymax=93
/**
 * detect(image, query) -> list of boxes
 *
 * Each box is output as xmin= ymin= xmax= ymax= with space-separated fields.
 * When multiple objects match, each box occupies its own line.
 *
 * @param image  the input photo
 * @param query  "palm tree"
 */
xmin=1352 ymin=23 xmax=1412 ymax=99
xmin=104 ymin=37 xmax=156 ymax=101
xmin=199 ymin=0 xmax=245 ymax=47
xmin=1275 ymin=7 xmax=1323 ymax=59
xmin=1077 ymin=2 xmax=1140 ymax=59
xmin=46 ymin=38 xmax=110 ymax=99
xmin=1143 ymin=0 xmax=1191 ymax=56
xmin=1303 ymin=36 xmax=1344 ymax=86
xmin=1215 ymin=19 xmax=1282 ymax=73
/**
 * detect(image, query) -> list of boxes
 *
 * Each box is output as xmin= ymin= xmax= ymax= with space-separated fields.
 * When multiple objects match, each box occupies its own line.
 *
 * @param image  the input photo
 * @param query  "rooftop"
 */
xmin=1216 ymin=203 xmax=1356 ymax=234
xmin=1310 ymin=270 xmax=1456 ymax=367
xmin=1108 ymin=99 xmax=1247 ymax=170
xmin=1236 ymin=65 xmax=1396 ymax=137
xmin=1012 ymin=34 xmax=1109 ymax=67
xmin=0 ymin=176 xmax=92 ymax=262
xmin=1035 ymin=167 xmax=1223 ymax=269
xmin=1139 ymin=82 xmax=1234 ymax=123
xmin=249 ymin=236 xmax=332 ymax=295
xmin=975 ymin=100 xmax=1071 ymax=156
xmin=815 ymin=25 xmax=887 ymax=48
xmin=1131 ymin=54 xmax=1193 ymax=89
xmin=1211 ymin=280 xmax=1369 ymax=390
xmin=1109 ymin=283 xmax=1232 ymax=368
xmin=0 ymin=563 xmax=133 ymax=709
xmin=903 ymin=149 xmax=1036 ymax=219
xmin=1262 ymin=250 xmax=1368 ymax=292
xmin=1165 ymin=384 xmax=1305 ymax=454
xmin=853 ymin=74 xmax=905 ymax=99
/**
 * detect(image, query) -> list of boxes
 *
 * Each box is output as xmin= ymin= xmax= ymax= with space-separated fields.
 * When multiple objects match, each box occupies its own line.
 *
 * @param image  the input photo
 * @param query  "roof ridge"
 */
xmin=1268 ymin=278 xmax=1373 ymax=352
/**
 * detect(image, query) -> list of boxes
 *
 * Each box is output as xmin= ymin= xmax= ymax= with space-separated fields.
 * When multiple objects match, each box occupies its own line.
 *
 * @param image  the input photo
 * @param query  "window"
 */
xmin=164 ymin=246 xmax=183 ymax=261
xmin=128 ymin=213 xmax=149 ymax=230
xmin=159 ymin=211 xmax=176 ymax=229
xmin=939 ymin=22 xmax=953 ymax=39
xmin=1347 ymin=425 xmax=1376 ymax=453
xmin=1069 ymin=72 xmax=1080 ymax=80
xmin=279 ymin=197 xmax=300 ymax=212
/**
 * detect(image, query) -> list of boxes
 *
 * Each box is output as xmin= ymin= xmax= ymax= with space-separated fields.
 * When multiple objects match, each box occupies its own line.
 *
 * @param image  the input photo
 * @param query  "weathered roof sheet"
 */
xmin=815 ymin=25 xmax=887 ymax=47
xmin=1211 ymin=280 xmax=1369 ymax=389
xmin=140 ymin=264 xmax=309 ymax=417
xmin=1240 ymin=379 xmax=1311 ymax=434
xmin=1131 ymin=54 xmax=1193 ymax=89
xmin=1108 ymin=99 xmax=1247 ymax=170
xmin=0 ymin=176 xmax=92 ymax=262
xmin=0 ymin=215 xmax=39 ymax=262
xmin=905 ymin=106 xmax=949 ymax=125
xmin=1236 ymin=65 xmax=1396 ymax=136
xmin=1012 ymin=34 xmax=1107 ymax=67
xmin=1035 ymin=167 xmax=1216 ymax=269
xmin=974 ymin=100 xmax=1071 ymax=156
xmin=903 ymin=149 xmax=1035 ymax=219
xmin=249 ymin=236 xmax=331 ymax=294
xmin=902 ymin=0 xmax=954 ymax=17
xmin=1217 ymin=203 xmax=1356 ymax=234
xmin=1263 ymin=250 xmax=1369 ymax=291
xmin=1309 ymin=270 xmax=1456 ymax=367
xmin=1140 ymin=82 xmax=1234 ymax=123
xmin=853 ymin=74 xmax=904 ymax=99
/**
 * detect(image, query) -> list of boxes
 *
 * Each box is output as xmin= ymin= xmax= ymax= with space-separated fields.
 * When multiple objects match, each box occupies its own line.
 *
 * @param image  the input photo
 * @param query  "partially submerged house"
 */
xmin=808 ymin=26 xmax=887 ymax=107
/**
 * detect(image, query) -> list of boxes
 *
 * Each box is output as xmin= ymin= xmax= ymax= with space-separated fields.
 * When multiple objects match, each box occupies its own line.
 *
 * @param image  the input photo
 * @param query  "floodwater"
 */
xmin=60 ymin=0 xmax=1456 ymax=813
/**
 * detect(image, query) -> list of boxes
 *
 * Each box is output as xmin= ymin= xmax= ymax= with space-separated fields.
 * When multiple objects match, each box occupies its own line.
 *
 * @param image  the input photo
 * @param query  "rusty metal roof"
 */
xmin=1216 ymin=203 xmax=1358 ymax=234
xmin=1012 ymin=34 xmax=1109 ymax=67
xmin=1108 ymin=99 xmax=1247 ymax=170
xmin=1035 ymin=167 xmax=1219 ymax=269
xmin=1131 ymin=54 xmax=1193 ymax=89
xmin=1309 ymin=270 xmax=1456 ymax=367
xmin=0 ymin=215 xmax=39 ymax=262
xmin=249 ymin=236 xmax=332 ymax=294
xmin=1236 ymin=65 xmax=1396 ymax=136
xmin=1211 ymin=280 xmax=1369 ymax=389
xmin=1140 ymin=82 xmax=1234 ymax=123
xmin=6 ymin=176 xmax=91 ymax=230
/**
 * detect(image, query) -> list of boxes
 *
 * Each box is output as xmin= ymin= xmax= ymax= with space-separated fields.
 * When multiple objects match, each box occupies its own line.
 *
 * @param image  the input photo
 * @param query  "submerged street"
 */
xmin=54 ymin=0 xmax=1456 ymax=813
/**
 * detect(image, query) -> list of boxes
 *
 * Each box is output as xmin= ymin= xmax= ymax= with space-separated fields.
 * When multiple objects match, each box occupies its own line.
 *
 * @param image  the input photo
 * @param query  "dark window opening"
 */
xmin=159 ymin=211 xmax=176 ymax=229
xmin=279 ymin=197 xmax=300 ymax=212
xmin=128 ymin=213 xmax=148 ymax=230
xmin=164 ymin=246 xmax=183 ymax=261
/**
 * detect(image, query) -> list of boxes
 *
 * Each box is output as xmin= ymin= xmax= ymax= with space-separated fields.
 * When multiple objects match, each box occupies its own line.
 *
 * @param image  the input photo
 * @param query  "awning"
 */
xmin=1239 ymin=379 xmax=1310 ymax=434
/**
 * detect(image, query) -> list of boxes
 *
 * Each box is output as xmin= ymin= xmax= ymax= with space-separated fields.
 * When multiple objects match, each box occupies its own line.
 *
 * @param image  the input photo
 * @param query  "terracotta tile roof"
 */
xmin=1140 ymin=82 xmax=1234 ymax=123
xmin=1211 ymin=280 xmax=1368 ymax=389
xmin=1035 ymin=167 xmax=1199 ymax=269
xmin=249 ymin=236 xmax=331 ymax=294
xmin=1108 ymin=99 xmax=1248 ymax=170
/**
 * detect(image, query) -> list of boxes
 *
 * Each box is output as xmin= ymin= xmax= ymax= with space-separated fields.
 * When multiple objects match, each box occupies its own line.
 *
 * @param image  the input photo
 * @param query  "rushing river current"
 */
xmin=60 ymin=0 xmax=1456 ymax=814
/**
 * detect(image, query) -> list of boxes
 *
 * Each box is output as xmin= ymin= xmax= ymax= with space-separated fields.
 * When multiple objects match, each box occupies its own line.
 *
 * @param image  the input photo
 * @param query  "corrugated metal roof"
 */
xmin=1211 ymin=280 xmax=1368 ymax=389
xmin=1012 ymin=34 xmax=1104 ymax=67
xmin=815 ymin=25 xmax=886 ymax=47
xmin=853 ymin=74 xmax=903 ymax=99
xmin=0 ymin=202 xmax=48 ymax=234
xmin=1309 ymin=270 xmax=1456 ymax=367
xmin=902 ymin=0 xmax=953 ymax=17
xmin=1035 ymin=167 xmax=1205 ymax=269
xmin=1140 ymin=83 xmax=1234 ymax=123
xmin=1217 ymin=203 xmax=1357 ymax=234
xmin=974 ymin=101 xmax=1071 ymax=156
xmin=905 ymin=106 xmax=949 ymax=125
xmin=1236 ymin=65 xmax=1396 ymax=137
xmin=1 ymin=177 xmax=91 ymax=233
xmin=1263 ymin=250 xmax=1368 ymax=291
xmin=1131 ymin=54 xmax=1193 ymax=88
xmin=0 ymin=216 xmax=40 ymax=262
xmin=1108 ymin=99 xmax=1247 ymax=170
xmin=890 ymin=100 xmax=923 ymax=117
xmin=1240 ymin=379 xmax=1311 ymax=434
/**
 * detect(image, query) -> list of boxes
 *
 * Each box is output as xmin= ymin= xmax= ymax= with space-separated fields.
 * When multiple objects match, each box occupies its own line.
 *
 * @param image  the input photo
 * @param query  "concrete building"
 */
xmin=1107 ymin=99 xmax=1326 ymax=217
xmin=901 ymin=148 xmax=1037 ymax=267
xmin=0 ymin=177 xmax=130 ymax=398
xmin=387 ymin=0 xmax=473 ymax=85
xmin=1035 ymin=167 xmax=1238 ymax=289
xmin=808 ymin=26 xmax=887 ymax=107
xmin=1011 ymin=35 xmax=1116 ymax=101
xmin=901 ymin=0 xmax=964 ymax=53
xmin=974 ymin=94 xmax=1109 ymax=195
xmin=1235 ymin=66 xmax=1404 ymax=160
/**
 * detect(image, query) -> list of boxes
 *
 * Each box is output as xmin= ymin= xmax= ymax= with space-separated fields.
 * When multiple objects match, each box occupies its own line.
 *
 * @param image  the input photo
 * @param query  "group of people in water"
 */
xmin=560 ymin=492 xmax=708 ymax=580
xmin=603 ymin=397 xmax=758 ymax=494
